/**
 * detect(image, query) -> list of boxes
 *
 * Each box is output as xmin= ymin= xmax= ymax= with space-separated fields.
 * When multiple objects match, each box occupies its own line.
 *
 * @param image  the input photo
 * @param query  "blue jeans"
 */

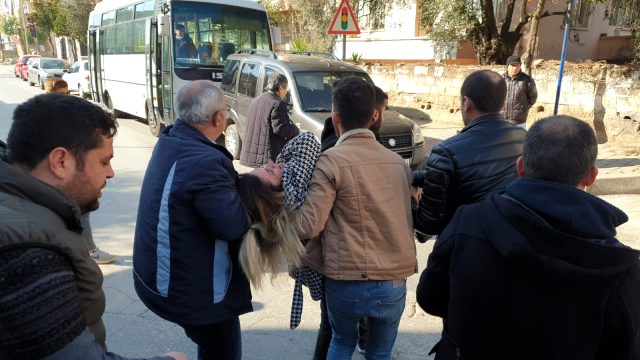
xmin=324 ymin=278 xmax=406 ymax=360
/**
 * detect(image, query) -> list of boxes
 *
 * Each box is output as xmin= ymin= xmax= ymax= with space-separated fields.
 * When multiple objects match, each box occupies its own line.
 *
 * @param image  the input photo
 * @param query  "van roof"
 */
xmin=227 ymin=53 xmax=365 ymax=74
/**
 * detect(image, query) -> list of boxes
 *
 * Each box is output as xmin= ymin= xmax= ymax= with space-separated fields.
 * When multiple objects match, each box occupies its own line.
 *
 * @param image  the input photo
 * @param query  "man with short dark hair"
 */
xmin=320 ymin=84 xmax=387 ymax=151
xmin=312 ymin=84 xmax=388 ymax=359
xmin=240 ymin=73 xmax=299 ymax=167
xmin=0 ymin=94 xmax=185 ymax=359
xmin=413 ymin=70 xmax=525 ymax=236
xmin=417 ymin=115 xmax=640 ymax=359
xmin=134 ymin=80 xmax=251 ymax=360
xmin=501 ymin=55 xmax=538 ymax=128
xmin=294 ymin=78 xmax=417 ymax=359
xmin=43 ymin=77 xmax=116 ymax=264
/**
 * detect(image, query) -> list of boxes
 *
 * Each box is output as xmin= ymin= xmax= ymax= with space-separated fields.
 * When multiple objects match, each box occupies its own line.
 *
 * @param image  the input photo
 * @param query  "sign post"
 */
xmin=328 ymin=0 xmax=360 ymax=61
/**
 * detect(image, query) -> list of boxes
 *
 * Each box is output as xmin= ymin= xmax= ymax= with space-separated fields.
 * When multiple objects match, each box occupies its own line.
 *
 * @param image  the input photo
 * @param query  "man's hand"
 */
xmin=411 ymin=185 xmax=420 ymax=205
xmin=164 ymin=351 xmax=188 ymax=360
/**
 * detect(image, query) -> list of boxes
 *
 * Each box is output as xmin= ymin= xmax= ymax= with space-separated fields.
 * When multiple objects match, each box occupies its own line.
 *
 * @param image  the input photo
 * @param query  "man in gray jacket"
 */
xmin=501 ymin=55 xmax=538 ymax=128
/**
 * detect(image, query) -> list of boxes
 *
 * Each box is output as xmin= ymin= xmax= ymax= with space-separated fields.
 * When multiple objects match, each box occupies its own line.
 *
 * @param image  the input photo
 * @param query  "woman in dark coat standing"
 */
xmin=240 ymin=73 xmax=299 ymax=168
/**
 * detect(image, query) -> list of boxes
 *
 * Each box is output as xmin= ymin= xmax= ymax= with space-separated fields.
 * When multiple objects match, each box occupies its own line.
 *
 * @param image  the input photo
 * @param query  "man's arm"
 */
xmin=527 ymin=76 xmax=538 ymax=107
xmin=416 ymin=210 xmax=460 ymax=318
xmin=595 ymin=263 xmax=640 ymax=359
xmin=192 ymin=156 xmax=249 ymax=241
xmin=293 ymin=154 xmax=337 ymax=239
xmin=271 ymin=100 xmax=300 ymax=141
xmin=413 ymin=144 xmax=455 ymax=235
xmin=0 ymin=247 xmax=181 ymax=360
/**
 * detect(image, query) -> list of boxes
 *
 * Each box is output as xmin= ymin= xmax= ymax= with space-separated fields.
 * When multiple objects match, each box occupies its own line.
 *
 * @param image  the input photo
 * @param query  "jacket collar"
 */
xmin=335 ymin=128 xmax=374 ymax=146
xmin=460 ymin=113 xmax=506 ymax=133
xmin=0 ymin=159 xmax=83 ymax=232
xmin=167 ymin=122 xmax=234 ymax=160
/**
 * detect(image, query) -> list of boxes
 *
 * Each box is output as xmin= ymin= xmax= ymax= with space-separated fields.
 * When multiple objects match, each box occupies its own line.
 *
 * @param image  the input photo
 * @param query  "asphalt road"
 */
xmin=1 ymin=64 xmax=638 ymax=359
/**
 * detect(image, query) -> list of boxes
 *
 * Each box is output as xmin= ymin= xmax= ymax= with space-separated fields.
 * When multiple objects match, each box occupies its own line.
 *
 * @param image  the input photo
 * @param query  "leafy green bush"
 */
xmin=290 ymin=39 xmax=309 ymax=52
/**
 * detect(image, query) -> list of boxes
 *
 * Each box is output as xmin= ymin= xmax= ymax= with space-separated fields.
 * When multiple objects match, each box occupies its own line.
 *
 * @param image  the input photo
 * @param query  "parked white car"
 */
xmin=63 ymin=60 xmax=91 ymax=99
xmin=27 ymin=57 xmax=70 ymax=90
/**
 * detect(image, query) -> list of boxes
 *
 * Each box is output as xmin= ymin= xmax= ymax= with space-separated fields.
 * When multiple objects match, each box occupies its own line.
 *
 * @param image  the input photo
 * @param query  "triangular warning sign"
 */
xmin=328 ymin=0 xmax=361 ymax=35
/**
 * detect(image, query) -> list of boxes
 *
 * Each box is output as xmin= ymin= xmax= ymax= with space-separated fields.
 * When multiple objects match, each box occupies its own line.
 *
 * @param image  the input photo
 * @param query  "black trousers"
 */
xmin=182 ymin=317 xmax=241 ymax=360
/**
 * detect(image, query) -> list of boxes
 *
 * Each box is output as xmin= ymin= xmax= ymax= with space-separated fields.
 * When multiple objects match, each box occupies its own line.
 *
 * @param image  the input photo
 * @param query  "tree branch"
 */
xmin=500 ymin=0 xmax=516 ymax=37
xmin=540 ymin=10 xmax=566 ymax=18
xmin=513 ymin=16 xmax=530 ymax=34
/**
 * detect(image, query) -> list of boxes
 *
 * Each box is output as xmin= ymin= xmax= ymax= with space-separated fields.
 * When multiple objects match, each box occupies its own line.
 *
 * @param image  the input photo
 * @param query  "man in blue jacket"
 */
xmin=134 ymin=80 xmax=251 ymax=360
xmin=417 ymin=115 xmax=640 ymax=359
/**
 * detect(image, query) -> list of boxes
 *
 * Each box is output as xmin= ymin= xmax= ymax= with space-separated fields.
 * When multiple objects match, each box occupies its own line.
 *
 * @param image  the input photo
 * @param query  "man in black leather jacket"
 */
xmin=501 ymin=55 xmax=538 ymax=128
xmin=413 ymin=70 xmax=525 ymax=236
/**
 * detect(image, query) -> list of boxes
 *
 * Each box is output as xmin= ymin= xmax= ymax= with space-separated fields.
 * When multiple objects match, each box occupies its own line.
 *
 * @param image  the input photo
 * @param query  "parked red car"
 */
xmin=14 ymin=54 xmax=41 ymax=81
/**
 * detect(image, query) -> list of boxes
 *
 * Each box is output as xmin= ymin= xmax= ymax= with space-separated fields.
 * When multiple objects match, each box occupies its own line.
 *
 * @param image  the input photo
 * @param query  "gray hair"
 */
xmin=267 ymin=73 xmax=288 ymax=93
xmin=176 ymin=80 xmax=225 ymax=125
xmin=523 ymin=115 xmax=597 ymax=186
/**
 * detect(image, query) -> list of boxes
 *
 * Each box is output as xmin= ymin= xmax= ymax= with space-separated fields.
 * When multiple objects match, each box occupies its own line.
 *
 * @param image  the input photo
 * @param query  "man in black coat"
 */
xmin=501 ymin=55 xmax=538 ymax=128
xmin=413 ymin=70 xmax=525 ymax=236
xmin=240 ymin=73 xmax=299 ymax=167
xmin=417 ymin=115 xmax=640 ymax=360
xmin=174 ymin=24 xmax=197 ymax=59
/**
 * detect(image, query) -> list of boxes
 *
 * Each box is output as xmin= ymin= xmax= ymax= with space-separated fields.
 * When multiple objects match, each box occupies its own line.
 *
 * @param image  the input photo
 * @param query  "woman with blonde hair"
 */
xmin=237 ymin=168 xmax=303 ymax=288
xmin=237 ymin=131 xmax=322 ymax=329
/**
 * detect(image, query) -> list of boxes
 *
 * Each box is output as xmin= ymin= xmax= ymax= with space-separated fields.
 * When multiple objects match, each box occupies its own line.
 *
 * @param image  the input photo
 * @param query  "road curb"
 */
xmin=588 ymin=174 xmax=640 ymax=195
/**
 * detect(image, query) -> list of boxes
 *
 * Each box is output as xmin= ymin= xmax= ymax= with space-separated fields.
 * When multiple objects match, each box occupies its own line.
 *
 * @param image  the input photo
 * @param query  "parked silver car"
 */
xmin=62 ymin=60 xmax=91 ymax=98
xmin=27 ymin=57 xmax=70 ymax=90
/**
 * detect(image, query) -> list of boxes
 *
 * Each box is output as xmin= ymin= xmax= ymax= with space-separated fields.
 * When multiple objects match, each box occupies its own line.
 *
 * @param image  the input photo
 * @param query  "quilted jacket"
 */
xmin=413 ymin=114 xmax=525 ymax=235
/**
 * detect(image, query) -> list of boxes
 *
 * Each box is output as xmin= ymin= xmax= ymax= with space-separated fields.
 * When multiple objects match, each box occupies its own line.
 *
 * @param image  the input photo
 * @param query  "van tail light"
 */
xmin=84 ymin=75 xmax=89 ymax=80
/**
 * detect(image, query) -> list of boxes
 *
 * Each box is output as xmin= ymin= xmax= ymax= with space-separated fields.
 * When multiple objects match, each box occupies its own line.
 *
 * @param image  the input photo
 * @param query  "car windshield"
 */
xmin=172 ymin=2 xmax=271 ymax=68
xmin=293 ymin=71 xmax=371 ymax=112
xmin=41 ymin=59 xmax=68 ymax=69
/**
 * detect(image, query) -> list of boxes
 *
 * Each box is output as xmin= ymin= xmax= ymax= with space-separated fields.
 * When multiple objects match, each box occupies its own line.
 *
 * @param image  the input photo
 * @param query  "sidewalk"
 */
xmin=416 ymin=120 xmax=640 ymax=195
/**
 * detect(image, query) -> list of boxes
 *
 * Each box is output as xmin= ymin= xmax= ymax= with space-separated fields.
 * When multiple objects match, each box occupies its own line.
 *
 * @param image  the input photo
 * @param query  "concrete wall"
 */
xmin=363 ymin=62 xmax=640 ymax=152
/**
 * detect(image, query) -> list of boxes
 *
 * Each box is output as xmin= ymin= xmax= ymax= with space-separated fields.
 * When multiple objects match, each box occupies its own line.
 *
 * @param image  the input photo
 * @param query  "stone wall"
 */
xmin=363 ymin=62 xmax=640 ymax=153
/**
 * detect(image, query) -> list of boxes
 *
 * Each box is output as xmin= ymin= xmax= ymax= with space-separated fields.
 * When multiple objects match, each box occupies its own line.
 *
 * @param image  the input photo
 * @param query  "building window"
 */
xmin=609 ymin=7 xmax=632 ymax=27
xmin=571 ymin=0 xmax=590 ymax=28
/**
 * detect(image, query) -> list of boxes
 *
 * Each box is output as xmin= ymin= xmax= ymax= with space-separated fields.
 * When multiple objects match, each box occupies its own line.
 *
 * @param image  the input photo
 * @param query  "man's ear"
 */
xmin=332 ymin=112 xmax=341 ymax=136
xmin=47 ymin=147 xmax=75 ymax=180
xmin=581 ymin=166 xmax=598 ymax=188
xmin=516 ymin=156 xmax=525 ymax=177
xmin=463 ymin=96 xmax=475 ymax=113
xmin=372 ymin=108 xmax=380 ymax=123
xmin=213 ymin=111 xmax=225 ymax=128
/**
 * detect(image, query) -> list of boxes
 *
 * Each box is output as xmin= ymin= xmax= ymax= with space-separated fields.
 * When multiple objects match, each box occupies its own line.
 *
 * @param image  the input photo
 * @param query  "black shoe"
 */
xmin=415 ymin=231 xmax=433 ymax=243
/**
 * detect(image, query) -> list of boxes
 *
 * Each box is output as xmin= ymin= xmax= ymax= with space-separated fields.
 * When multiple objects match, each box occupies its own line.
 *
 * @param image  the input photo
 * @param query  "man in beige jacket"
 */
xmin=294 ymin=77 xmax=417 ymax=359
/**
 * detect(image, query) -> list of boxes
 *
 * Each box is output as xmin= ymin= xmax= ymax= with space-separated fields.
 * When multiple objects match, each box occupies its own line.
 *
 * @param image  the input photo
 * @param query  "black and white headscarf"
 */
xmin=276 ymin=132 xmax=324 ymax=330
